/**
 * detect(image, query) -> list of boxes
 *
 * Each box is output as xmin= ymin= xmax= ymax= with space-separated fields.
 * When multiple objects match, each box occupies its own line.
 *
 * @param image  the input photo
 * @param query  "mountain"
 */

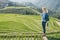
xmin=0 ymin=0 xmax=60 ymax=18
xmin=34 ymin=0 xmax=60 ymax=18
xmin=34 ymin=0 xmax=60 ymax=10
xmin=0 ymin=0 xmax=9 ymax=8
xmin=2 ymin=0 xmax=60 ymax=11
xmin=4 ymin=0 xmax=60 ymax=11
xmin=0 ymin=6 xmax=39 ymax=15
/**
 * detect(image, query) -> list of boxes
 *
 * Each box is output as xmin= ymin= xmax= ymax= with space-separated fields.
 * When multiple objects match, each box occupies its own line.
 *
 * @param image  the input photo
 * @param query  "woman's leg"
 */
xmin=42 ymin=22 xmax=46 ymax=34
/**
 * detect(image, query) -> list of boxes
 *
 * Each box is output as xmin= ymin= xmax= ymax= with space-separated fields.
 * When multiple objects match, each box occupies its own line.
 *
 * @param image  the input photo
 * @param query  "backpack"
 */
xmin=45 ymin=14 xmax=49 ymax=21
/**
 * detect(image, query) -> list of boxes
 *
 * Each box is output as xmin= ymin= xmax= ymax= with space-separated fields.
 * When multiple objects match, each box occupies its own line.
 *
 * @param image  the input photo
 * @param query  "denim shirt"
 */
xmin=42 ymin=12 xmax=49 ymax=22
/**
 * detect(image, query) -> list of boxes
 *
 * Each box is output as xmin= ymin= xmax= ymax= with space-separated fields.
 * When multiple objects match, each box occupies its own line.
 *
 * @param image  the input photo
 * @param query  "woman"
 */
xmin=41 ymin=7 xmax=49 ymax=36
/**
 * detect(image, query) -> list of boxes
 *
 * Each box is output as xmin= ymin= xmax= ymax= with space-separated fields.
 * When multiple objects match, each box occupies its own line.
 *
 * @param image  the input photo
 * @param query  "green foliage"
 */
xmin=0 ymin=7 xmax=40 ymax=15
xmin=0 ymin=14 xmax=60 ymax=32
xmin=0 ymin=14 xmax=60 ymax=40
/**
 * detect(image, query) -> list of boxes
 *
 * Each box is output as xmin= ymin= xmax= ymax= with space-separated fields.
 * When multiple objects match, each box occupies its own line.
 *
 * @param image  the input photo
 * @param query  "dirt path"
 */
xmin=43 ymin=36 xmax=48 ymax=40
xmin=56 ymin=21 xmax=60 ymax=26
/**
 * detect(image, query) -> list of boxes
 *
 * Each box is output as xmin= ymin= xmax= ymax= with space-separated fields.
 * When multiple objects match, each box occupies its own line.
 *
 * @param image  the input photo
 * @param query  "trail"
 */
xmin=43 ymin=36 xmax=48 ymax=40
xmin=56 ymin=21 xmax=60 ymax=26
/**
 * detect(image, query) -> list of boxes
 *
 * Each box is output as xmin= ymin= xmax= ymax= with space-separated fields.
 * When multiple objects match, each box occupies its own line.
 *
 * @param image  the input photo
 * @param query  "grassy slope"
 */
xmin=0 ymin=14 xmax=60 ymax=40
xmin=0 ymin=14 xmax=41 ymax=32
xmin=0 ymin=14 xmax=60 ymax=32
xmin=0 ymin=6 xmax=40 ymax=15
xmin=0 ymin=7 xmax=60 ymax=40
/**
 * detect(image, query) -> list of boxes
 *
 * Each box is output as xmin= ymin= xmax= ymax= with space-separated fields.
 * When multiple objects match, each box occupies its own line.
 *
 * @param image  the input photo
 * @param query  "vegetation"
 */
xmin=0 ymin=6 xmax=60 ymax=40
xmin=0 ymin=6 xmax=40 ymax=15
xmin=0 ymin=14 xmax=59 ymax=32
xmin=0 ymin=14 xmax=60 ymax=40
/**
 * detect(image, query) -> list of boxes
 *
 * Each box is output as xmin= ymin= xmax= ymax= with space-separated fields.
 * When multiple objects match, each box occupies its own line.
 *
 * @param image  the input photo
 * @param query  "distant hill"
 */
xmin=0 ymin=0 xmax=9 ymax=8
xmin=35 ymin=0 xmax=60 ymax=18
xmin=1 ymin=0 xmax=60 ymax=11
xmin=8 ymin=0 xmax=60 ymax=19
xmin=0 ymin=0 xmax=60 ymax=19
xmin=0 ymin=6 xmax=40 ymax=15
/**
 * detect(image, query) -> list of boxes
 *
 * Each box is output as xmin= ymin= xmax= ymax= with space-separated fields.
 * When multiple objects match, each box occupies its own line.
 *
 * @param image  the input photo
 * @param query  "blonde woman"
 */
xmin=41 ymin=7 xmax=49 ymax=36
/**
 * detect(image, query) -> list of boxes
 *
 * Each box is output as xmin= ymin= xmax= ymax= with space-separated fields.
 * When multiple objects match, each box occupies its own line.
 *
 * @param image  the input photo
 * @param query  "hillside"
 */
xmin=0 ymin=14 xmax=60 ymax=40
xmin=0 ymin=0 xmax=60 ymax=18
xmin=0 ymin=7 xmax=60 ymax=33
xmin=0 ymin=1 xmax=60 ymax=40
xmin=0 ymin=14 xmax=60 ymax=33
xmin=0 ymin=7 xmax=40 ymax=15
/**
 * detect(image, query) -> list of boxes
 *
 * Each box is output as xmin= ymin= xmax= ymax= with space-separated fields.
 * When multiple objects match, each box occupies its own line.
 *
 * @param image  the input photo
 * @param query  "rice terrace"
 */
xmin=0 ymin=6 xmax=59 ymax=40
xmin=0 ymin=0 xmax=60 ymax=40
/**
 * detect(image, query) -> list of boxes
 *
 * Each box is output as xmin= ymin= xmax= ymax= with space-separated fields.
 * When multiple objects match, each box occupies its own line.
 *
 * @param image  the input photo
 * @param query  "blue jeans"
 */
xmin=42 ymin=21 xmax=47 ymax=33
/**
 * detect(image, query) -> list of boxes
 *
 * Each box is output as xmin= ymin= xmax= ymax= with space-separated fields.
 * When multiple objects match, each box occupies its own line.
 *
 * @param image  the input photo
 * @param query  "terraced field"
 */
xmin=0 ymin=14 xmax=60 ymax=40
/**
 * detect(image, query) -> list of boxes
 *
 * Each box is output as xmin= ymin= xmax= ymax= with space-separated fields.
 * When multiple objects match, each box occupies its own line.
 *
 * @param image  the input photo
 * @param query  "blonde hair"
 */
xmin=42 ymin=7 xmax=48 ymax=13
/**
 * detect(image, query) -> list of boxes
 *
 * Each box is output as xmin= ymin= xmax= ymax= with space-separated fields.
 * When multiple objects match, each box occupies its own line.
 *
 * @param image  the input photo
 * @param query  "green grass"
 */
xmin=0 ymin=14 xmax=60 ymax=40
xmin=0 ymin=14 xmax=41 ymax=32
xmin=47 ymin=32 xmax=60 ymax=40
xmin=0 ymin=6 xmax=40 ymax=15
xmin=0 ymin=14 xmax=41 ymax=40
xmin=0 ymin=14 xmax=60 ymax=32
